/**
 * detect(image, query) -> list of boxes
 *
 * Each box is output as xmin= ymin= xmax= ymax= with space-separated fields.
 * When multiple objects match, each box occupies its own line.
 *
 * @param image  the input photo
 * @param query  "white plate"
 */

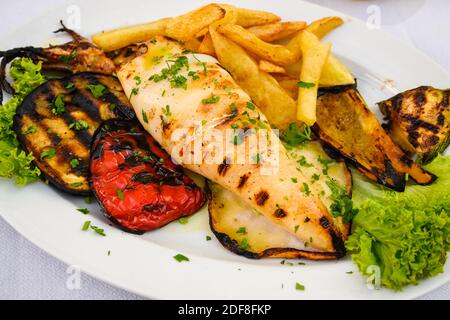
xmin=1 ymin=0 xmax=449 ymax=300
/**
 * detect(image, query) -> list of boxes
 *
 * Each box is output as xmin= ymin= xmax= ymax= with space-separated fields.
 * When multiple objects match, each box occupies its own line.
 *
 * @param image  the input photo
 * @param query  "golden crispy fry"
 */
xmin=210 ymin=26 xmax=297 ymax=130
xmin=297 ymin=31 xmax=331 ymax=126
xmin=285 ymin=56 xmax=354 ymax=87
xmin=277 ymin=78 xmax=299 ymax=99
xmin=165 ymin=4 xmax=225 ymax=42
xmin=259 ymin=60 xmax=286 ymax=74
xmin=247 ymin=21 xmax=306 ymax=42
xmin=198 ymin=32 xmax=216 ymax=56
xmin=306 ymin=16 xmax=344 ymax=39
xmin=183 ymin=37 xmax=202 ymax=52
xmin=320 ymin=55 xmax=355 ymax=87
xmin=92 ymin=18 xmax=171 ymax=52
xmin=218 ymin=24 xmax=296 ymax=66
xmin=232 ymin=7 xmax=281 ymax=27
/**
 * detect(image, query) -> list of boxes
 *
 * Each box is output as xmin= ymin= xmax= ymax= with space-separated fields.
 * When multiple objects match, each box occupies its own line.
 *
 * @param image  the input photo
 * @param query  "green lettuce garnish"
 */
xmin=0 ymin=58 xmax=46 ymax=186
xmin=346 ymin=155 xmax=450 ymax=290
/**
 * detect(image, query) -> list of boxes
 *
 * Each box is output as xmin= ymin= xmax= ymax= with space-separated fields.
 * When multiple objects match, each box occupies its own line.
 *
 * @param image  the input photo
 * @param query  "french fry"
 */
xmin=285 ymin=55 xmax=355 ymax=87
xmin=165 ymin=4 xmax=225 ymax=42
xmin=210 ymin=26 xmax=297 ymax=130
xmin=198 ymin=32 xmax=216 ymax=56
xmin=92 ymin=18 xmax=171 ymax=52
xmin=306 ymin=16 xmax=344 ymax=39
xmin=277 ymin=78 xmax=299 ymax=99
xmin=297 ymin=31 xmax=331 ymax=126
xmin=218 ymin=24 xmax=296 ymax=66
xmin=184 ymin=37 xmax=202 ymax=52
xmin=247 ymin=21 xmax=306 ymax=42
xmin=259 ymin=60 xmax=286 ymax=74
xmin=233 ymin=7 xmax=281 ymax=27
xmin=320 ymin=55 xmax=355 ymax=87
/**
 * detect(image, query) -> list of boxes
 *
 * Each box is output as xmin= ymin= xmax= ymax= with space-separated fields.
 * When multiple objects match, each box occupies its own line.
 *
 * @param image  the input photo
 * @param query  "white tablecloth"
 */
xmin=0 ymin=0 xmax=449 ymax=299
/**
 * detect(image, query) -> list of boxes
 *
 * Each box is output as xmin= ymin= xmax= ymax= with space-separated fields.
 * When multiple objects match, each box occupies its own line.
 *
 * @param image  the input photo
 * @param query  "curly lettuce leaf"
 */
xmin=0 ymin=58 xmax=45 ymax=185
xmin=346 ymin=155 xmax=450 ymax=290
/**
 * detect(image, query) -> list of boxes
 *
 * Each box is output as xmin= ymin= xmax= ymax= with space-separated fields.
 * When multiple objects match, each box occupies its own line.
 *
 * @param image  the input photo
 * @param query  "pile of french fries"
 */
xmin=92 ymin=3 xmax=355 ymax=130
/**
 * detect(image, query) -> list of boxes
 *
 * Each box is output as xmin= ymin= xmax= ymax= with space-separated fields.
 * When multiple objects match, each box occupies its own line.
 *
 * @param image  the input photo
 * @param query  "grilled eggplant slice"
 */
xmin=314 ymin=87 xmax=436 ymax=191
xmin=209 ymin=141 xmax=352 ymax=260
xmin=90 ymin=120 xmax=206 ymax=233
xmin=13 ymin=72 xmax=134 ymax=195
xmin=378 ymin=86 xmax=450 ymax=164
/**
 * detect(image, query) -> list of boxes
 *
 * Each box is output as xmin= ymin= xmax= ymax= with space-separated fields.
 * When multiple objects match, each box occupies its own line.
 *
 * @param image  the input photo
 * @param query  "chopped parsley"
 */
xmin=60 ymin=49 xmax=77 ymax=64
xmin=295 ymin=282 xmax=306 ymax=291
xmin=302 ymin=182 xmax=311 ymax=196
xmin=178 ymin=217 xmax=189 ymax=224
xmin=70 ymin=158 xmax=80 ymax=168
xmin=252 ymin=153 xmax=262 ymax=164
xmin=170 ymin=75 xmax=188 ymax=89
xmin=294 ymin=225 xmax=300 ymax=233
xmin=40 ymin=148 xmax=56 ymax=160
xmin=311 ymin=173 xmax=320 ymax=183
xmin=87 ymin=84 xmax=106 ymax=98
xmin=239 ymin=238 xmax=250 ymax=250
xmin=282 ymin=123 xmax=312 ymax=147
xmin=65 ymin=82 xmax=75 ymax=89
xmin=142 ymin=109 xmax=149 ymax=123
xmin=326 ymin=178 xmax=358 ymax=223
xmin=109 ymin=103 xmax=116 ymax=111
xmin=173 ymin=253 xmax=190 ymax=262
xmin=236 ymin=227 xmax=247 ymax=235
xmin=70 ymin=182 xmax=83 ymax=188
xmin=201 ymin=94 xmax=220 ymax=104
xmin=116 ymin=188 xmax=125 ymax=201
xmin=291 ymin=177 xmax=298 ymax=183
xmin=69 ymin=120 xmax=89 ymax=131
xmin=246 ymin=102 xmax=256 ymax=110
xmin=129 ymin=87 xmax=139 ymax=99
xmin=134 ymin=75 xmax=142 ymax=86
xmin=77 ymin=208 xmax=90 ymax=215
xmin=91 ymin=225 xmax=106 ymax=236
xmin=188 ymin=71 xmax=200 ymax=80
xmin=162 ymin=105 xmax=172 ymax=117
xmin=23 ymin=125 xmax=36 ymax=135
xmin=297 ymin=81 xmax=316 ymax=88
xmin=297 ymin=155 xmax=313 ymax=168
xmin=51 ymin=95 xmax=65 ymax=115
xmin=148 ymin=56 xmax=190 ymax=89
xmin=82 ymin=220 xmax=91 ymax=231
xmin=206 ymin=235 xmax=212 ymax=241
xmin=318 ymin=156 xmax=334 ymax=175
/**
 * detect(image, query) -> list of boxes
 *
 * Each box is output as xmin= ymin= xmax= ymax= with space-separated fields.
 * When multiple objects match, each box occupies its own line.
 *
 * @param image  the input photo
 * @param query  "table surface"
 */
xmin=0 ymin=0 xmax=449 ymax=300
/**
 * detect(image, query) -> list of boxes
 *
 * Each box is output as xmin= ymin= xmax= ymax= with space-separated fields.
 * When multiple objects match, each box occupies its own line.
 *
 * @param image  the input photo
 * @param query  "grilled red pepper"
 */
xmin=89 ymin=120 xmax=206 ymax=233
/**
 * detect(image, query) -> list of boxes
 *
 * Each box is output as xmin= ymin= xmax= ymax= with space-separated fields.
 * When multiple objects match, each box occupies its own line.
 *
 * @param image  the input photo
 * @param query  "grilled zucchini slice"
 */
xmin=314 ymin=87 xmax=436 ymax=191
xmin=208 ymin=141 xmax=352 ymax=260
xmin=378 ymin=86 xmax=449 ymax=164
xmin=13 ymin=72 xmax=134 ymax=195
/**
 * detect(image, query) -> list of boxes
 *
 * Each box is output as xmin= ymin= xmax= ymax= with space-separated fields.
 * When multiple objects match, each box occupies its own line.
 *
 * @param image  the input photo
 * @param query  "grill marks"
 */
xmin=379 ymin=86 xmax=450 ymax=164
xmin=13 ymin=72 xmax=134 ymax=195
xmin=255 ymin=190 xmax=269 ymax=206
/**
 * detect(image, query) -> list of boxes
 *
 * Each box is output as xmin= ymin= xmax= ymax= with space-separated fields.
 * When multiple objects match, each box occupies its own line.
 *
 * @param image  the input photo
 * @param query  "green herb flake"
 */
xmin=246 ymin=102 xmax=256 ymax=110
xmin=239 ymin=238 xmax=250 ymax=250
xmin=295 ymin=282 xmax=305 ymax=291
xmin=162 ymin=105 xmax=172 ymax=117
xmin=87 ymin=84 xmax=106 ymax=99
xmin=206 ymin=235 xmax=212 ymax=241
xmin=70 ymin=158 xmax=80 ymax=168
xmin=201 ymin=95 xmax=220 ymax=104
xmin=23 ymin=125 xmax=37 ymax=135
xmin=69 ymin=120 xmax=89 ymax=131
xmin=70 ymin=182 xmax=83 ymax=188
xmin=116 ymin=188 xmax=125 ymax=201
xmin=173 ymin=253 xmax=190 ymax=263
xmin=291 ymin=177 xmax=298 ymax=183
xmin=40 ymin=148 xmax=56 ymax=160
xmin=77 ymin=208 xmax=90 ymax=215
xmin=51 ymin=95 xmax=65 ymax=115
xmin=302 ymin=183 xmax=311 ymax=196
xmin=65 ymin=82 xmax=75 ymax=89
xmin=82 ymin=220 xmax=91 ymax=231
xmin=91 ymin=225 xmax=106 ymax=236
xmin=178 ymin=217 xmax=189 ymax=224
xmin=142 ymin=109 xmax=149 ymax=123
xmin=326 ymin=179 xmax=358 ymax=223
xmin=294 ymin=225 xmax=300 ymax=233
xmin=282 ymin=123 xmax=312 ymax=147
xmin=236 ymin=227 xmax=247 ymax=235
xmin=297 ymin=81 xmax=315 ymax=88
